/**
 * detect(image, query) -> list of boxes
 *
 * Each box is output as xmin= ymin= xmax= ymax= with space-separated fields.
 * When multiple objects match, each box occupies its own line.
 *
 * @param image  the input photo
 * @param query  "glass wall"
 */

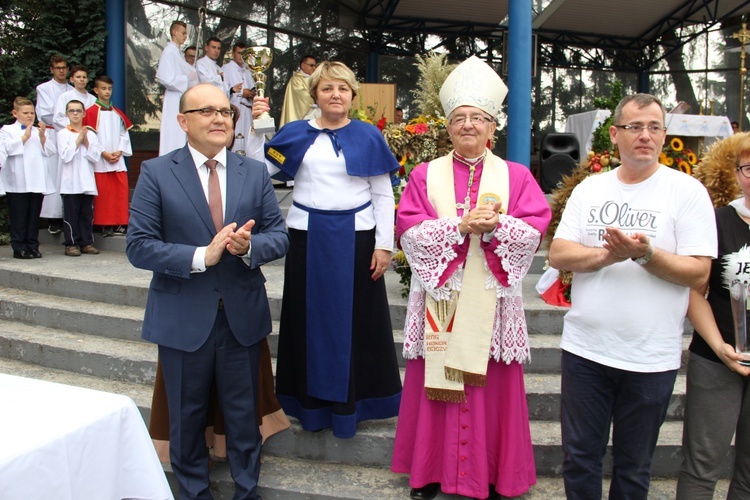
xmin=125 ymin=0 xmax=743 ymax=157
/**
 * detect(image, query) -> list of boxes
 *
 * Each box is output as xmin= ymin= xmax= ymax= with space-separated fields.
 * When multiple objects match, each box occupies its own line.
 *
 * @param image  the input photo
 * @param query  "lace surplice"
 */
xmin=401 ymin=215 xmax=541 ymax=364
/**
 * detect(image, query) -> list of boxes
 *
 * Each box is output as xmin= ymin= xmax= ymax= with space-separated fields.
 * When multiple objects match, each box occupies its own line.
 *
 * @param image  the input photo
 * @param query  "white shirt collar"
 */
xmin=187 ymin=143 xmax=228 ymax=172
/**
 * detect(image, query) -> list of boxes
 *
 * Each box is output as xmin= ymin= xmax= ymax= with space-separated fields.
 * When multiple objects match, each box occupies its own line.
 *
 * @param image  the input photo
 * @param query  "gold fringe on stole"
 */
xmin=443 ymin=366 xmax=463 ymax=383
xmin=444 ymin=366 xmax=487 ymax=387
xmin=460 ymin=371 xmax=487 ymax=387
xmin=425 ymin=387 xmax=466 ymax=403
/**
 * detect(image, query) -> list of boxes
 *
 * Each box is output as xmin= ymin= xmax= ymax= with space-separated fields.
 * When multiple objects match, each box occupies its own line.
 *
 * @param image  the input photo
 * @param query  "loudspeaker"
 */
xmin=539 ymin=133 xmax=580 ymax=193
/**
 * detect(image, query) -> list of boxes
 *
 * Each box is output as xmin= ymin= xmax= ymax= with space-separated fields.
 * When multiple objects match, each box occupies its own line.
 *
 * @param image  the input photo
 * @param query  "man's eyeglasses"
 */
xmin=183 ymin=108 xmax=235 ymax=119
xmin=303 ymin=62 xmax=317 ymax=68
xmin=52 ymin=65 xmax=68 ymax=71
xmin=737 ymin=164 xmax=750 ymax=178
xmin=450 ymin=114 xmax=493 ymax=127
xmin=614 ymin=124 xmax=667 ymax=135
xmin=66 ymin=109 xmax=84 ymax=114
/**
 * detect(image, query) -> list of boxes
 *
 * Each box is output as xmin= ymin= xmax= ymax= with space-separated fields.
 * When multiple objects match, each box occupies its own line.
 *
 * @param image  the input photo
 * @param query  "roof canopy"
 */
xmin=342 ymin=0 xmax=750 ymax=70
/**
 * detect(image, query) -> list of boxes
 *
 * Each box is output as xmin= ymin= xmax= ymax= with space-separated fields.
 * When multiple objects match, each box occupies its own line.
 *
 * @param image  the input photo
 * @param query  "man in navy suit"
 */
xmin=127 ymin=83 xmax=289 ymax=499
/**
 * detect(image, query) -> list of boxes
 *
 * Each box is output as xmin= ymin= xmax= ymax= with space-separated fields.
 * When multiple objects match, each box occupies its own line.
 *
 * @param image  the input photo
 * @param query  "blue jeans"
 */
xmin=561 ymin=350 xmax=677 ymax=500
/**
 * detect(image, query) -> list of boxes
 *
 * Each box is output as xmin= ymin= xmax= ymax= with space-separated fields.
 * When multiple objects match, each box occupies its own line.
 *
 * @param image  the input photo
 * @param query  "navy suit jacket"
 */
xmin=126 ymin=145 xmax=289 ymax=352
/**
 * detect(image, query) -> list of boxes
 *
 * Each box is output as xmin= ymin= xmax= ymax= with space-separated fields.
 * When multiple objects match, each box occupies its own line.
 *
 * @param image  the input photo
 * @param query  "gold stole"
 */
xmin=423 ymin=150 xmax=509 ymax=402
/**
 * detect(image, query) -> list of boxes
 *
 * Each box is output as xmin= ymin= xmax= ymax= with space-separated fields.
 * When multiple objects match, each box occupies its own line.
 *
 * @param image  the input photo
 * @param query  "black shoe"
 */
xmin=114 ymin=225 xmax=127 ymax=235
xmin=102 ymin=227 xmax=114 ymax=237
xmin=13 ymin=250 xmax=32 ymax=259
xmin=410 ymin=483 xmax=439 ymax=500
xmin=28 ymin=249 xmax=42 ymax=258
xmin=48 ymin=224 xmax=62 ymax=235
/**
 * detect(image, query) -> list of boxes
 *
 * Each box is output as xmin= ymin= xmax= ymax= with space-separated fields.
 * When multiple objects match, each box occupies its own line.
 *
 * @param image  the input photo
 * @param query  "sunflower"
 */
xmin=678 ymin=161 xmax=692 ymax=175
xmin=670 ymin=137 xmax=684 ymax=151
xmin=687 ymin=152 xmax=697 ymax=165
xmin=665 ymin=157 xmax=674 ymax=166
xmin=659 ymin=152 xmax=668 ymax=164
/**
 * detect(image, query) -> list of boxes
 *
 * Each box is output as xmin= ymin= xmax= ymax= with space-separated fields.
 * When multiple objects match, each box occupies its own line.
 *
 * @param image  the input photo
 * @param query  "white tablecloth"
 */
xmin=565 ymin=110 xmax=733 ymax=152
xmin=0 ymin=374 xmax=173 ymax=500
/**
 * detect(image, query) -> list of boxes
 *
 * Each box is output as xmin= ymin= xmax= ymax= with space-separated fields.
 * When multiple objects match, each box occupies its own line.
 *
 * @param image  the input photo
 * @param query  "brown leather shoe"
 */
xmin=80 ymin=245 xmax=100 ymax=255
xmin=65 ymin=245 xmax=81 ymax=257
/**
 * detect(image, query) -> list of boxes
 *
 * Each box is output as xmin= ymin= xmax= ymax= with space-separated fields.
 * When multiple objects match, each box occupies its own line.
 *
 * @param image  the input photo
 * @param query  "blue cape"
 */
xmin=264 ymin=119 xmax=399 ymax=181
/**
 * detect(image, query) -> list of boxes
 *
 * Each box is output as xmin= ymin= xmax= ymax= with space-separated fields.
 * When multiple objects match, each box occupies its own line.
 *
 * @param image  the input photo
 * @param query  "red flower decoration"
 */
xmin=377 ymin=116 xmax=387 ymax=130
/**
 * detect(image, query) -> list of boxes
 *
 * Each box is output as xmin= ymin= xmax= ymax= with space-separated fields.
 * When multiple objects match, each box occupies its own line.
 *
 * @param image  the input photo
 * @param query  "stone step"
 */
xmin=0 ymin=285 xmax=145 ymax=341
xmin=0 ymin=354 xmax=732 ymax=485
xmin=4 ymin=213 xmax=736 ymax=495
xmin=0 ymin=277 xmax=691 ymax=377
xmin=260 ymin=416 xmax=715 ymax=478
xmin=0 ymin=318 xmax=157 ymax=384
xmin=0 ymin=245 xmax=575 ymax=342
xmin=204 ymin=456 xmax=728 ymax=499
xmin=0 ymin=316 xmax=694 ymax=422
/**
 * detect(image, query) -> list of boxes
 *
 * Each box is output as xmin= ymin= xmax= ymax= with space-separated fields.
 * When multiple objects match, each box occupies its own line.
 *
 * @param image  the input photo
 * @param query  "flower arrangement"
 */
xmin=350 ymin=102 xmax=387 ymax=130
xmin=382 ymin=115 xmax=449 ymax=201
xmin=383 ymin=53 xmax=457 ymax=296
xmin=660 ymin=137 xmax=698 ymax=175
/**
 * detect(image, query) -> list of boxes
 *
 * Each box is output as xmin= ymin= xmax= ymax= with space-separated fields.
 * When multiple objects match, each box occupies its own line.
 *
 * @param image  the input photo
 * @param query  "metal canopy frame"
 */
xmin=342 ymin=0 xmax=750 ymax=71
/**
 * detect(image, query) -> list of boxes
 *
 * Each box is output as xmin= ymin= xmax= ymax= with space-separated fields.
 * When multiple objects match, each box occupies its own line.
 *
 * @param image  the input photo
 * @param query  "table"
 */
xmin=0 ymin=374 xmax=173 ymax=500
xmin=565 ymin=109 xmax=733 ymax=152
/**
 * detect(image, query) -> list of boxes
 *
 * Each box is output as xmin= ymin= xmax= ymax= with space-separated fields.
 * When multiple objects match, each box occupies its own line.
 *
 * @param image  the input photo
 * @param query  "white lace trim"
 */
xmin=400 ymin=219 xmax=462 ymax=301
xmin=401 ymin=216 xmax=542 ymax=364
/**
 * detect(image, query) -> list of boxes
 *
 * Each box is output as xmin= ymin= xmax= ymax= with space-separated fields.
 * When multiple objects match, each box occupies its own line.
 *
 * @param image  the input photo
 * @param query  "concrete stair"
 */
xmin=0 ymin=228 xmax=733 ymax=498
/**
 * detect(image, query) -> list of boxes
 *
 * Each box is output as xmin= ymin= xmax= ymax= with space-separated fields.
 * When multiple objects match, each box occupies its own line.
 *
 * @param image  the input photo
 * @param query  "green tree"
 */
xmin=0 ymin=0 xmax=106 ymax=124
xmin=0 ymin=0 xmax=106 ymax=240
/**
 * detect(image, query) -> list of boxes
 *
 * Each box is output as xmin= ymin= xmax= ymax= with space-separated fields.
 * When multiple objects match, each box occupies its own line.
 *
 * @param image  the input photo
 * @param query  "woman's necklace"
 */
xmin=453 ymin=151 xmax=486 ymax=213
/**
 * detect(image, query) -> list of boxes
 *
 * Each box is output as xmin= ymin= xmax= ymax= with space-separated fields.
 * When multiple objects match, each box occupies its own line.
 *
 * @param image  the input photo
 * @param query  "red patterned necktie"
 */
xmin=205 ymin=159 xmax=223 ymax=232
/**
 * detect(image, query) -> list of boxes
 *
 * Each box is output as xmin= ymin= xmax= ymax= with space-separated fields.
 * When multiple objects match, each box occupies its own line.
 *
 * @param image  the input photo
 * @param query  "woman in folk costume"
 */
xmin=249 ymin=61 xmax=402 ymax=438
xmin=391 ymin=56 xmax=551 ymax=500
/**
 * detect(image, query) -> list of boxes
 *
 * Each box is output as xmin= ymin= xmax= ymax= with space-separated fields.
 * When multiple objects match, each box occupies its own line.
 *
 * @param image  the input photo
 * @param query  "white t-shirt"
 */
xmin=554 ymin=166 xmax=717 ymax=372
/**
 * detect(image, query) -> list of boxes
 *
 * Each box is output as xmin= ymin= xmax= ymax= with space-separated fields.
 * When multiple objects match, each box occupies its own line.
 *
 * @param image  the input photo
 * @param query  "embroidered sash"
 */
xmin=423 ymin=150 xmax=509 ymax=402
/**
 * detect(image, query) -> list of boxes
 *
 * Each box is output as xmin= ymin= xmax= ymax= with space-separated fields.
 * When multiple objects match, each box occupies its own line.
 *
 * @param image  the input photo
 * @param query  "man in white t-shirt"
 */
xmin=549 ymin=93 xmax=717 ymax=500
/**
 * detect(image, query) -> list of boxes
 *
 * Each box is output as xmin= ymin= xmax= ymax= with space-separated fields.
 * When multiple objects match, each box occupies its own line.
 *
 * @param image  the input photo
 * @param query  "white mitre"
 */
xmin=439 ymin=55 xmax=508 ymax=121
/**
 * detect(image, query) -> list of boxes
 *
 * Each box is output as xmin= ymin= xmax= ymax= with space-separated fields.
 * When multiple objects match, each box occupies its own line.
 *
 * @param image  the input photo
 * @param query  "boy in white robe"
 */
xmin=84 ymin=75 xmax=132 ymax=237
xmin=156 ymin=20 xmax=198 ymax=155
xmin=57 ymin=99 xmax=102 ymax=257
xmin=222 ymin=42 xmax=256 ymax=154
xmin=35 ymin=54 xmax=72 ymax=231
xmin=0 ymin=97 xmax=56 ymax=258
xmin=53 ymin=65 xmax=96 ymax=131
xmin=196 ymin=37 xmax=240 ymax=96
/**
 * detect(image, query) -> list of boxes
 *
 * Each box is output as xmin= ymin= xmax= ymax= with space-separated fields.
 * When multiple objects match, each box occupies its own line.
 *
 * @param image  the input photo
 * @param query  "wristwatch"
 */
xmin=632 ymin=245 xmax=654 ymax=265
